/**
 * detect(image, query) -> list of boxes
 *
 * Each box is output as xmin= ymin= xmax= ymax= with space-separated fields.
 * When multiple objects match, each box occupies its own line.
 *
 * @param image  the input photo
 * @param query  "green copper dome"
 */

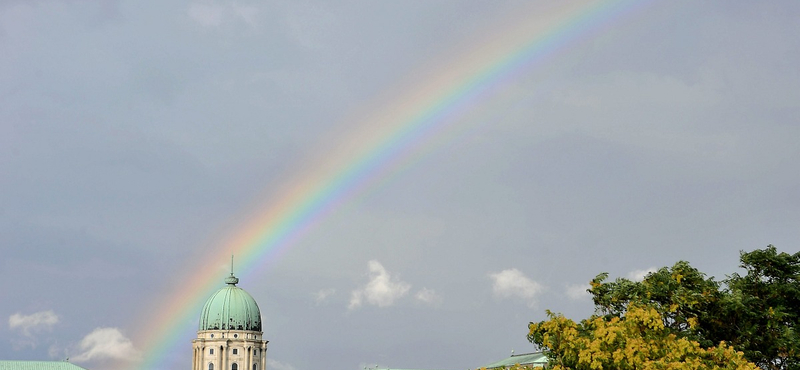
xmin=199 ymin=273 xmax=262 ymax=331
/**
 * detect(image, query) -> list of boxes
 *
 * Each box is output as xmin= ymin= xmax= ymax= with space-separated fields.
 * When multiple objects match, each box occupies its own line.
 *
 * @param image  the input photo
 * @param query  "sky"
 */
xmin=1 ymin=1 xmax=799 ymax=370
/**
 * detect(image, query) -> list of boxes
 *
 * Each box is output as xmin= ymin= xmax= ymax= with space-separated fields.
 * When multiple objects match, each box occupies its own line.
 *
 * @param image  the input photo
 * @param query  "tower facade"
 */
xmin=192 ymin=273 xmax=268 ymax=370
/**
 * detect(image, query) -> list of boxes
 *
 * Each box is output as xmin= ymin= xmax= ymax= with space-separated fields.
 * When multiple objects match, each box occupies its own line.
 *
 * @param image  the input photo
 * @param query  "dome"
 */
xmin=199 ymin=274 xmax=262 ymax=331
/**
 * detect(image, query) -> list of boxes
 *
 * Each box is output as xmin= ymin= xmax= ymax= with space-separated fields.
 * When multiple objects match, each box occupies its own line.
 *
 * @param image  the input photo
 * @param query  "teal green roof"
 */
xmin=483 ymin=352 xmax=548 ymax=369
xmin=0 ymin=361 xmax=88 ymax=370
xmin=199 ymin=273 xmax=262 ymax=331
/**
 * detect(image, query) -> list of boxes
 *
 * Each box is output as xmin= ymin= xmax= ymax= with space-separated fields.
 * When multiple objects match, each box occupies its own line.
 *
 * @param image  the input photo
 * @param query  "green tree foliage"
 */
xmin=722 ymin=247 xmax=800 ymax=370
xmin=529 ymin=246 xmax=799 ymax=370
xmin=588 ymin=260 xmax=722 ymax=346
xmin=528 ymin=304 xmax=758 ymax=370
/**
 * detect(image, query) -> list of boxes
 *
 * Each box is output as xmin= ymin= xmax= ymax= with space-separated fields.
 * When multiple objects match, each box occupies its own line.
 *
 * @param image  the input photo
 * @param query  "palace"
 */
xmin=191 ymin=272 xmax=268 ymax=370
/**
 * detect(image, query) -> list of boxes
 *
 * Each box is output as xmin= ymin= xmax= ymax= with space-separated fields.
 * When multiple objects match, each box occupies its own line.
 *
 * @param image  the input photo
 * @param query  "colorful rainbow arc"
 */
xmin=127 ymin=1 xmax=651 ymax=368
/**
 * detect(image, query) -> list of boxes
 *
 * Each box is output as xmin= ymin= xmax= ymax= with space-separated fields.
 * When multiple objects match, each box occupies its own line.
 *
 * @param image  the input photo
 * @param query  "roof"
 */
xmin=483 ymin=352 xmax=548 ymax=369
xmin=0 ymin=361 xmax=88 ymax=370
xmin=199 ymin=273 xmax=262 ymax=331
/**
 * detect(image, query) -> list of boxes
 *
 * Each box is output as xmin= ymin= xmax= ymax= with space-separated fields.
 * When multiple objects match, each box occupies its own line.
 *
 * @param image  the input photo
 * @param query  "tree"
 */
xmin=721 ymin=246 xmax=800 ymax=370
xmin=588 ymin=260 xmax=722 ymax=346
xmin=577 ymin=246 xmax=799 ymax=370
xmin=528 ymin=304 xmax=758 ymax=370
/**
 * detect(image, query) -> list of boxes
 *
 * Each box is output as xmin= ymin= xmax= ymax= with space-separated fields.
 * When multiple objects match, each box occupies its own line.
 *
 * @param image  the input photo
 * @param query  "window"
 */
xmin=209 ymin=349 xmax=214 ymax=355
xmin=233 ymin=334 xmax=238 ymax=338
xmin=208 ymin=363 xmax=214 ymax=370
xmin=232 ymin=363 xmax=238 ymax=370
xmin=210 ymin=334 xmax=214 ymax=338
xmin=253 ymin=364 xmax=257 ymax=370
xmin=232 ymin=349 xmax=238 ymax=355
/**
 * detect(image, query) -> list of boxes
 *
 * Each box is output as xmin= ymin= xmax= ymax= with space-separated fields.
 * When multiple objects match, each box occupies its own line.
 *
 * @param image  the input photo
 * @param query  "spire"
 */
xmin=225 ymin=255 xmax=239 ymax=285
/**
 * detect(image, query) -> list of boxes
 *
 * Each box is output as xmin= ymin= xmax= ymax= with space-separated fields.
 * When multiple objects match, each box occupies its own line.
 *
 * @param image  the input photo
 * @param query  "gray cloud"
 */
xmin=1 ymin=1 xmax=798 ymax=369
xmin=187 ymin=1 xmax=259 ymax=29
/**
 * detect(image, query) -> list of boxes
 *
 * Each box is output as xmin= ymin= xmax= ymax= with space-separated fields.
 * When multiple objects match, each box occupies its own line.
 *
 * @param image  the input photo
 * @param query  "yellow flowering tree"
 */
xmin=588 ymin=260 xmax=722 ymax=345
xmin=528 ymin=304 xmax=758 ymax=370
xmin=584 ymin=247 xmax=800 ymax=369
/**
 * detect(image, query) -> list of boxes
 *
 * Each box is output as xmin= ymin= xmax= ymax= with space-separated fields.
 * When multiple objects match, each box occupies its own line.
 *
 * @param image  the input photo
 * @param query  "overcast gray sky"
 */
xmin=2 ymin=1 xmax=799 ymax=370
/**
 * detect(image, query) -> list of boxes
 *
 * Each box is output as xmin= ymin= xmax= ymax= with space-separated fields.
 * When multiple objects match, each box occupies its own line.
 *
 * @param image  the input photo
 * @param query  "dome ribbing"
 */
xmin=198 ymin=274 xmax=262 ymax=331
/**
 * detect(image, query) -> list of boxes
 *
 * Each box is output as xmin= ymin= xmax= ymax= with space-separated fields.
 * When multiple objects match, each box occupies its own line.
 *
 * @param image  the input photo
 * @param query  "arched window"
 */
xmin=232 ymin=363 xmax=238 ymax=370
xmin=253 ymin=364 xmax=257 ymax=370
xmin=208 ymin=363 xmax=214 ymax=370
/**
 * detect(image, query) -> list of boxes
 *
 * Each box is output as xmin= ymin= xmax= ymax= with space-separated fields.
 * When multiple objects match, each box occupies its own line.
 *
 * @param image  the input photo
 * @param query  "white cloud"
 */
xmin=72 ymin=327 xmax=141 ymax=363
xmin=9 ymin=310 xmax=59 ymax=336
xmin=349 ymin=260 xmax=411 ymax=309
xmin=268 ymin=358 xmax=297 ymax=370
xmin=488 ymin=268 xmax=543 ymax=308
xmin=565 ymin=283 xmax=591 ymax=300
xmin=314 ymin=288 xmax=336 ymax=305
xmin=415 ymin=288 xmax=442 ymax=306
xmin=627 ymin=267 xmax=657 ymax=282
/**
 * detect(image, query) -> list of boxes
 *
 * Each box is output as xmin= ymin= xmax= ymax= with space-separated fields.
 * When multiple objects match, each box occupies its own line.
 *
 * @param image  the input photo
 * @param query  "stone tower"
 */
xmin=192 ymin=272 xmax=268 ymax=370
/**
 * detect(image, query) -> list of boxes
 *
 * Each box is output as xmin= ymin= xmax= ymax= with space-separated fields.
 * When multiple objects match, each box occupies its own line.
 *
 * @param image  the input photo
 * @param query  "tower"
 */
xmin=192 ymin=272 xmax=268 ymax=370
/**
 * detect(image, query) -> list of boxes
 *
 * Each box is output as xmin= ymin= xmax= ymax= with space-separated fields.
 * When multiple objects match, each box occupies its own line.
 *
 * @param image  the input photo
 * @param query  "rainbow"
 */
xmin=126 ymin=1 xmax=653 ymax=368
